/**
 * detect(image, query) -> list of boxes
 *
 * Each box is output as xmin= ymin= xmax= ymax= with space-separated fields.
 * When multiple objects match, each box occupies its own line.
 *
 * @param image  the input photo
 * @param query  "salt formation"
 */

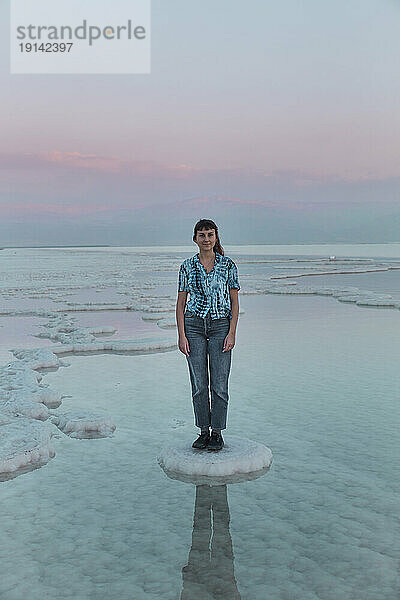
xmin=17 ymin=312 xmax=178 ymax=354
xmin=1 ymin=306 xmax=176 ymax=478
xmin=158 ymin=436 xmax=272 ymax=485
xmin=0 ymin=361 xmax=62 ymax=420
xmin=0 ymin=416 xmax=56 ymax=479
xmin=157 ymin=317 xmax=177 ymax=329
xmin=356 ymin=297 xmax=398 ymax=307
xmin=61 ymin=303 xmax=134 ymax=311
xmin=0 ymin=359 xmax=62 ymax=475
xmin=44 ymin=337 xmax=176 ymax=355
xmin=0 ymin=348 xmax=117 ymax=478
xmin=142 ymin=313 xmax=171 ymax=321
xmin=32 ymin=313 xmax=117 ymax=345
xmin=11 ymin=347 xmax=62 ymax=370
xmin=50 ymin=411 xmax=116 ymax=438
xmin=244 ymin=281 xmax=400 ymax=310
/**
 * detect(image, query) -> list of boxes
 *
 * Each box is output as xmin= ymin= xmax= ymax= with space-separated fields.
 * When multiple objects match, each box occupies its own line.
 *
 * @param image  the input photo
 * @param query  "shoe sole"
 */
xmin=192 ymin=440 xmax=210 ymax=449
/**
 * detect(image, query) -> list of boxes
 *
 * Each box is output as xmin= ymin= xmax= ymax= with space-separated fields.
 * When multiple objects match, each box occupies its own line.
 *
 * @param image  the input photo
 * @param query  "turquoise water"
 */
xmin=0 ymin=246 xmax=399 ymax=599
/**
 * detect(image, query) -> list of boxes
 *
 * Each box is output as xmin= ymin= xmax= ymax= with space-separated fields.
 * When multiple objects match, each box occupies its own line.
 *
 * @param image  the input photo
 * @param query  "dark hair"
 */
xmin=193 ymin=219 xmax=224 ymax=255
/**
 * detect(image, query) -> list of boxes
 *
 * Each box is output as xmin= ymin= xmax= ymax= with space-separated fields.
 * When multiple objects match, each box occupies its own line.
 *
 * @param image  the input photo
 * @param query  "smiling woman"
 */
xmin=176 ymin=218 xmax=240 ymax=452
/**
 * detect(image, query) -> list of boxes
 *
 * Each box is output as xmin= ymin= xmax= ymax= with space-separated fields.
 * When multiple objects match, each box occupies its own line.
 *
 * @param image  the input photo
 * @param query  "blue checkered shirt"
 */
xmin=178 ymin=252 xmax=240 ymax=320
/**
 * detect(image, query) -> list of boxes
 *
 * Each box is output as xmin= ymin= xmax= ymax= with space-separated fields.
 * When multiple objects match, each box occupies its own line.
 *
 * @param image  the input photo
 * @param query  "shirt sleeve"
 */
xmin=178 ymin=263 xmax=190 ymax=292
xmin=227 ymin=259 xmax=240 ymax=290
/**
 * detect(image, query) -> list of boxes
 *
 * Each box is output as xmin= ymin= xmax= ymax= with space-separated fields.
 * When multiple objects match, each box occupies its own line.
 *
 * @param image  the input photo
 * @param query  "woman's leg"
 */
xmin=184 ymin=313 xmax=211 ymax=429
xmin=207 ymin=316 xmax=232 ymax=431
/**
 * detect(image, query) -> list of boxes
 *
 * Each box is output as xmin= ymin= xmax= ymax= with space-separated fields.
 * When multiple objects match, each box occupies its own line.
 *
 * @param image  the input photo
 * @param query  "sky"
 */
xmin=1 ymin=0 xmax=400 ymax=246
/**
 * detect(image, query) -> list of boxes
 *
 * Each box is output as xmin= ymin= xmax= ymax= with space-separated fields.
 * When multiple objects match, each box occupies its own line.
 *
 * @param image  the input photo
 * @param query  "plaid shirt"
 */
xmin=178 ymin=252 xmax=240 ymax=320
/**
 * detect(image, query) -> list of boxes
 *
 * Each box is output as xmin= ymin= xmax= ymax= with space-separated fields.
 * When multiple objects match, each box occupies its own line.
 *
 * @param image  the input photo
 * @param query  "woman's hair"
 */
xmin=193 ymin=219 xmax=224 ymax=255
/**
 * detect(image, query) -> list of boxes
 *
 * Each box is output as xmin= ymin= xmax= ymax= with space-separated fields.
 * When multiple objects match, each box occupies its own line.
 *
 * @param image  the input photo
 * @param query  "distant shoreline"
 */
xmin=1 ymin=245 xmax=111 ymax=249
xmin=2 ymin=242 xmax=400 ymax=250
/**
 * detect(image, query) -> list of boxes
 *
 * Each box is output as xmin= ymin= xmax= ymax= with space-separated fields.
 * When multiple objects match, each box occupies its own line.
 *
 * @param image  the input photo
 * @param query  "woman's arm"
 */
xmin=229 ymin=288 xmax=239 ymax=335
xmin=223 ymin=288 xmax=239 ymax=352
xmin=176 ymin=291 xmax=190 ymax=355
xmin=176 ymin=291 xmax=187 ymax=337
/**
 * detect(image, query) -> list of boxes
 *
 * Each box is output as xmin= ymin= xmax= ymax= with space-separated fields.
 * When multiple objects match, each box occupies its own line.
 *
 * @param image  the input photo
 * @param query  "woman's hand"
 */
xmin=179 ymin=335 xmax=190 ymax=356
xmin=223 ymin=332 xmax=235 ymax=352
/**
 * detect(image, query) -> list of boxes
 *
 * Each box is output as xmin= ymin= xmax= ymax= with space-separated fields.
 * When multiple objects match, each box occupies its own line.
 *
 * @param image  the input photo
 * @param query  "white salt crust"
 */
xmin=50 ymin=411 xmax=116 ymax=438
xmin=158 ymin=436 xmax=273 ymax=485
xmin=1 ymin=316 xmax=175 ymax=477
xmin=0 ymin=293 xmax=177 ymax=480
xmin=0 ymin=354 xmax=118 ymax=475
xmin=0 ymin=417 xmax=56 ymax=475
xmin=0 ymin=361 xmax=62 ymax=421
xmin=157 ymin=317 xmax=177 ymax=329
xmin=47 ymin=338 xmax=177 ymax=355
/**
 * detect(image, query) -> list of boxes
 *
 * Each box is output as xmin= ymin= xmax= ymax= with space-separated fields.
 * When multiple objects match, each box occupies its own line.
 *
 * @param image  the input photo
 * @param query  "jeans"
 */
xmin=184 ymin=309 xmax=232 ymax=431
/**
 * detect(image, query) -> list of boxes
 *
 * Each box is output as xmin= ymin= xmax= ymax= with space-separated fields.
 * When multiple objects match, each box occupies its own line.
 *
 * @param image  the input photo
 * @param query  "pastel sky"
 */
xmin=1 ymin=0 xmax=400 ymax=246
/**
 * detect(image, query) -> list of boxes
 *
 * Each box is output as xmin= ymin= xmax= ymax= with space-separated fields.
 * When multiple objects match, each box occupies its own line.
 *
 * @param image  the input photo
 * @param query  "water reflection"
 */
xmin=181 ymin=485 xmax=241 ymax=600
xmin=158 ymin=441 xmax=272 ymax=597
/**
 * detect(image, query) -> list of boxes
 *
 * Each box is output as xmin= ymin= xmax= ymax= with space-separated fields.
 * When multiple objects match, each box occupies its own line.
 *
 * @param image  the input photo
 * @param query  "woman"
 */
xmin=176 ymin=219 xmax=240 ymax=451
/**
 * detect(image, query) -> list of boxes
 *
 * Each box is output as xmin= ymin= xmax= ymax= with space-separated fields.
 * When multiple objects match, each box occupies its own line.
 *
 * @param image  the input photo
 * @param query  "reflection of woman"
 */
xmin=176 ymin=219 xmax=240 ymax=451
xmin=181 ymin=485 xmax=241 ymax=599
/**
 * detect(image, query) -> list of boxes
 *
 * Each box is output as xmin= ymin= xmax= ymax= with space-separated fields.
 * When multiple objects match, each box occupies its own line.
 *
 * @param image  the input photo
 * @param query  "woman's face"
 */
xmin=194 ymin=228 xmax=216 ymax=251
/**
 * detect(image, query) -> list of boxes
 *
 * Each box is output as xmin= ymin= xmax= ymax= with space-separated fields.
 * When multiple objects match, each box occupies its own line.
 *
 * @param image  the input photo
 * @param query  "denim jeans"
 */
xmin=184 ymin=309 xmax=232 ymax=431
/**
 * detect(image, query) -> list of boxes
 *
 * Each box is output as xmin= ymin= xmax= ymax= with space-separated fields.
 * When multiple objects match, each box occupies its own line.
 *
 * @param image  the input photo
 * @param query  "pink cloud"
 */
xmin=43 ymin=151 xmax=123 ymax=172
xmin=181 ymin=195 xmax=269 ymax=207
xmin=0 ymin=151 xmax=204 ymax=180
xmin=1 ymin=150 xmax=391 ymax=185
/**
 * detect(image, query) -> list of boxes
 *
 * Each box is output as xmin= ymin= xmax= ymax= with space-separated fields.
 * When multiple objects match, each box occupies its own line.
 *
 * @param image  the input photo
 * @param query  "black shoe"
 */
xmin=192 ymin=431 xmax=210 ymax=449
xmin=207 ymin=431 xmax=224 ymax=451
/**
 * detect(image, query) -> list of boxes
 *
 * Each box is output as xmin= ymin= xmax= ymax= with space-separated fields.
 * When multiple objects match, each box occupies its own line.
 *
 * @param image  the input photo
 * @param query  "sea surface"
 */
xmin=0 ymin=244 xmax=399 ymax=600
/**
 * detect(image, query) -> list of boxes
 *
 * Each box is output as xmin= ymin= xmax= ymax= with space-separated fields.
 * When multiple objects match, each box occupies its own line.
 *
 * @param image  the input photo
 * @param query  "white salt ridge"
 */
xmin=90 ymin=326 xmax=116 ymax=334
xmin=0 ymin=417 xmax=56 ymax=476
xmin=158 ymin=436 xmax=272 ymax=482
xmin=157 ymin=317 xmax=176 ymax=329
xmin=0 ymin=360 xmax=117 ymax=476
xmin=50 ymin=410 xmax=116 ymax=438
xmin=0 ymin=361 xmax=62 ymax=421
xmin=242 ymin=281 xmax=400 ymax=310
xmin=0 ymin=318 xmax=174 ymax=478
xmin=133 ymin=305 xmax=174 ymax=313
xmin=11 ymin=347 xmax=61 ymax=370
xmin=0 ymin=357 xmax=61 ymax=473
xmin=270 ymin=266 xmax=399 ymax=279
xmin=142 ymin=313 xmax=169 ymax=321
xmin=33 ymin=313 xmax=117 ymax=345
xmin=240 ymin=290 xmax=265 ymax=295
xmin=0 ymin=309 xmax=52 ymax=317
xmin=355 ymin=298 xmax=399 ymax=307
xmin=0 ymin=345 xmax=119 ymax=478
xmin=239 ymin=257 xmax=377 ymax=264
xmin=46 ymin=338 xmax=177 ymax=355
xmin=63 ymin=301 xmax=124 ymax=307
xmin=1 ymin=330 xmax=175 ymax=479
xmin=59 ymin=303 xmax=134 ymax=312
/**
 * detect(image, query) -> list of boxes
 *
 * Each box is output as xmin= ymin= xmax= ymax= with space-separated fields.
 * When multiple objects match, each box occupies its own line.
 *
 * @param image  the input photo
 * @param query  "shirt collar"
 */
xmin=194 ymin=251 xmax=221 ymax=267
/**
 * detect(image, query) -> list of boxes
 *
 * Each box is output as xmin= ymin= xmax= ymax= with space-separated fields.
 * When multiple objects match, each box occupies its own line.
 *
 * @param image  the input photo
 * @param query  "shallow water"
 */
xmin=0 ymin=315 xmax=51 ymax=363
xmin=293 ymin=269 xmax=400 ymax=298
xmin=0 ymin=246 xmax=399 ymax=599
xmin=73 ymin=310 xmax=172 ymax=340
